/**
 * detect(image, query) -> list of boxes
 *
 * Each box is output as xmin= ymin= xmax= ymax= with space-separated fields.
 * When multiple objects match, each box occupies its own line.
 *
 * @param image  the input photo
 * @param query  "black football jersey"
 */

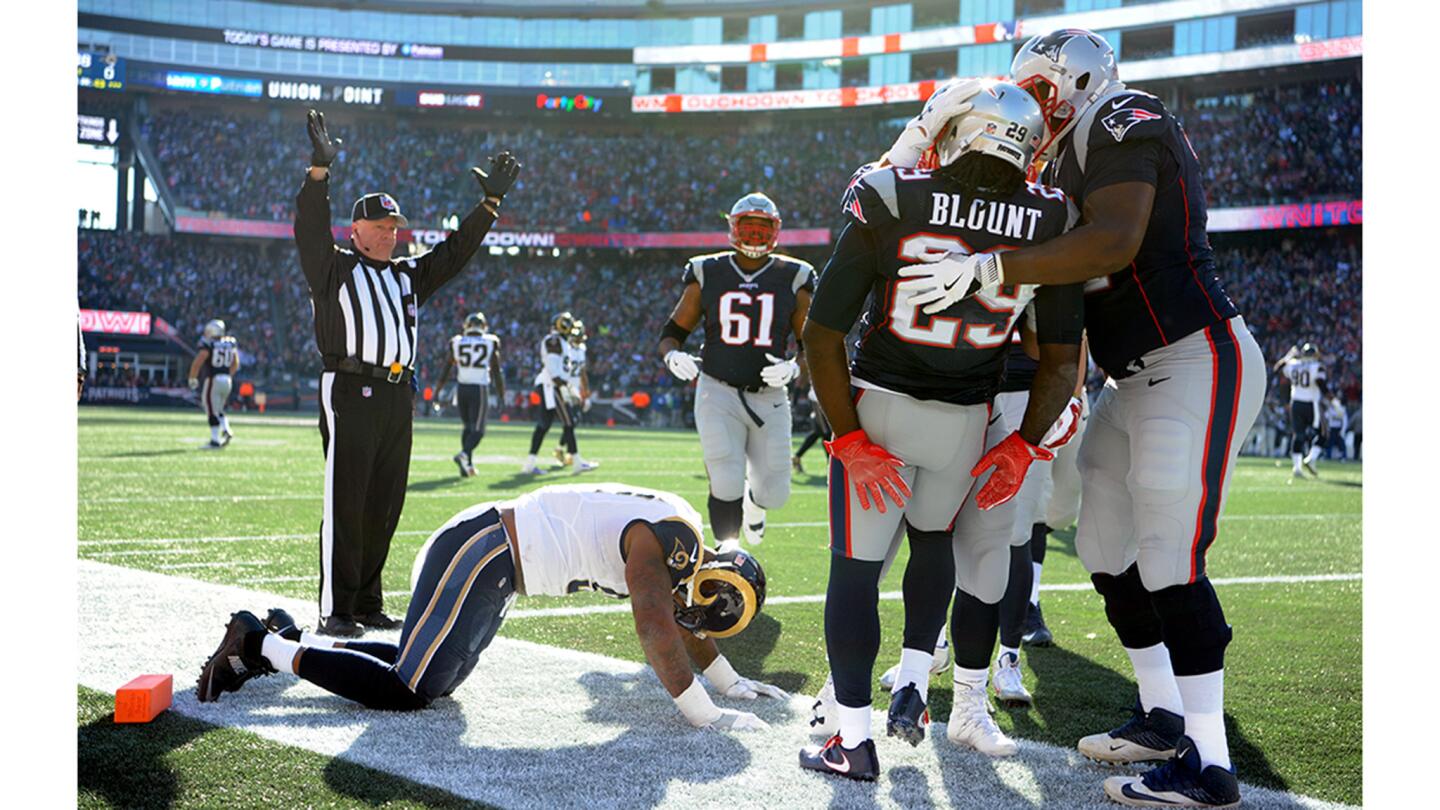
xmin=1043 ymin=89 xmax=1238 ymax=378
xmin=809 ymin=165 xmax=1082 ymax=406
xmin=197 ymin=336 xmax=238 ymax=380
xmin=999 ymin=336 xmax=1038 ymax=394
xmin=681 ymin=252 xmax=814 ymax=389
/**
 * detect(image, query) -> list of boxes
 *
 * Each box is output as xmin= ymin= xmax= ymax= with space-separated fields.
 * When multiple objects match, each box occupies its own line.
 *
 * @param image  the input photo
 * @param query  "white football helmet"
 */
xmin=728 ymin=193 xmax=782 ymax=259
xmin=931 ymin=80 xmax=1046 ymax=174
xmin=1010 ymin=28 xmax=1120 ymax=163
xmin=203 ymin=320 xmax=226 ymax=339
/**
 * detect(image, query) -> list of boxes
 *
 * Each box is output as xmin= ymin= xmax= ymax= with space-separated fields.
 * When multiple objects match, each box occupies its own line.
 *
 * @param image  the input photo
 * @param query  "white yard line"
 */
xmin=500 ymin=572 xmax=1361 ymax=619
xmin=78 ymin=512 xmax=1361 ymax=548
xmin=78 ymin=561 xmax=1354 ymax=810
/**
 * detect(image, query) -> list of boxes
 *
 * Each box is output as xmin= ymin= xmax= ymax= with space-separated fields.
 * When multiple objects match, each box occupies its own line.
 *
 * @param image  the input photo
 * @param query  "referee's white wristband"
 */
xmin=702 ymin=654 xmax=741 ymax=694
xmin=673 ymin=676 xmax=721 ymax=727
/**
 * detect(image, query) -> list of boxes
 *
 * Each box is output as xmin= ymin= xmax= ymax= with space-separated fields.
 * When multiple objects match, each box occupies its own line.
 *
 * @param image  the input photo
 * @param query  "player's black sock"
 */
xmin=295 ymin=648 xmax=428 ymax=711
xmin=1150 ymin=576 xmax=1232 ymax=676
xmin=796 ymin=429 xmax=823 ymax=458
xmin=1091 ymin=563 xmax=1164 ymax=650
xmin=998 ymin=544 xmax=1032 ymax=650
xmin=708 ymin=495 xmax=743 ymax=542
xmin=900 ymin=527 xmax=955 ymax=650
xmin=949 ymin=588 xmax=999 ymax=670
xmin=825 ymin=554 xmax=884 ymax=708
xmin=1029 ymin=522 xmax=1049 ymax=564
xmin=561 ymin=426 xmax=577 ymax=454
xmin=528 ymin=418 xmax=551 ymax=455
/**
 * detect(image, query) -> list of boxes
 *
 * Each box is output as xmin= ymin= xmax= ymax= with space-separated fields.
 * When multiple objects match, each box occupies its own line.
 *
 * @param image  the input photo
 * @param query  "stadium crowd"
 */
xmin=78 ymin=225 xmax=1360 ymax=432
xmin=139 ymin=76 xmax=1359 ymax=232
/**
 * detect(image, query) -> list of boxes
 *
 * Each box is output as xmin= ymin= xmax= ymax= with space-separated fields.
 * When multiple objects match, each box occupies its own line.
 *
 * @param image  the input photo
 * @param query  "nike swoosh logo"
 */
xmin=1147 ymin=377 xmax=1171 ymax=387
xmin=1112 ymin=96 xmax=1133 ymax=109
xmin=1121 ymin=783 xmax=1180 ymax=804
xmin=1109 ymin=743 xmax=1128 ymax=752
xmin=825 ymin=750 xmax=851 ymax=774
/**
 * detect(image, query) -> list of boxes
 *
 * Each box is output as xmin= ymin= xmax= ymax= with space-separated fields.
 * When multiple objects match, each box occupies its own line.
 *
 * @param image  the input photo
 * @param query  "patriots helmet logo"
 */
xmin=1100 ymin=106 xmax=1162 ymax=143
xmin=1029 ymin=29 xmax=1083 ymax=62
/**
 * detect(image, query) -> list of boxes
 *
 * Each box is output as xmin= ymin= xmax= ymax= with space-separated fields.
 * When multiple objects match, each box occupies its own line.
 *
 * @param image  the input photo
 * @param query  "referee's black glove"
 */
xmin=472 ymin=151 xmax=521 ymax=200
xmin=306 ymin=109 xmax=341 ymax=168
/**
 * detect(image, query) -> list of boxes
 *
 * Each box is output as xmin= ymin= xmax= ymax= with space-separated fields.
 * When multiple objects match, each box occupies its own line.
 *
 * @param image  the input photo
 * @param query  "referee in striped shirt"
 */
xmin=295 ymin=109 xmax=520 ymax=637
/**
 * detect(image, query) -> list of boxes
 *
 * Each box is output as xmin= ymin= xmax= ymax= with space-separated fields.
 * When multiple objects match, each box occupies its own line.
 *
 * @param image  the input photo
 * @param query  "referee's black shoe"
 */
xmin=318 ymin=615 xmax=365 ymax=638
xmin=356 ymin=611 xmax=404 ymax=631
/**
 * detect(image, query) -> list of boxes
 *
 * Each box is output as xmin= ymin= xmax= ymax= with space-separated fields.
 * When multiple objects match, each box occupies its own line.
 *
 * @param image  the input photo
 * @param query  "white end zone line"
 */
xmin=77 ymin=513 xmax=1360 ymax=548
xmin=78 ymin=561 xmax=1354 ymax=810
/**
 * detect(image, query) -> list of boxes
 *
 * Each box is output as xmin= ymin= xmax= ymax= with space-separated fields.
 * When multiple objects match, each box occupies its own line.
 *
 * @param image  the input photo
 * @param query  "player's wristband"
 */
xmin=976 ymin=253 xmax=1004 ymax=288
xmin=673 ymin=676 xmax=722 ymax=727
xmin=702 ymin=654 xmax=741 ymax=694
xmin=660 ymin=318 xmax=693 ymax=345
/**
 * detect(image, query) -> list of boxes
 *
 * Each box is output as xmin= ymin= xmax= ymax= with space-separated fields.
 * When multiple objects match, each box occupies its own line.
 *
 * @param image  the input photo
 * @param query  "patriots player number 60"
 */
xmin=210 ymin=341 xmax=236 ymax=369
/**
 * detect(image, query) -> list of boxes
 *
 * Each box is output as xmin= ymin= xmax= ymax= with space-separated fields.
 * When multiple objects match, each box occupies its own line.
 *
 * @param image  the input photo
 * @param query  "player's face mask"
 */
xmin=1016 ymin=75 xmax=1075 ymax=167
xmin=729 ymin=215 xmax=780 ymax=259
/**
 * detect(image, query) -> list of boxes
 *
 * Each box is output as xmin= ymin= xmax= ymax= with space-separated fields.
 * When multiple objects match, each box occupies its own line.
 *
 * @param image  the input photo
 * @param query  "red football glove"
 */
xmin=1040 ymin=396 xmax=1085 ymax=450
xmin=824 ymin=429 xmax=911 ymax=514
xmin=970 ymin=432 xmax=1055 ymax=511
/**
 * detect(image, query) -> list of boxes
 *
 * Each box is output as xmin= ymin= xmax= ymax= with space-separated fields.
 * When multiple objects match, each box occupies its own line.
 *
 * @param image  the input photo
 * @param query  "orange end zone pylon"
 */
xmin=114 ymin=674 xmax=173 ymax=723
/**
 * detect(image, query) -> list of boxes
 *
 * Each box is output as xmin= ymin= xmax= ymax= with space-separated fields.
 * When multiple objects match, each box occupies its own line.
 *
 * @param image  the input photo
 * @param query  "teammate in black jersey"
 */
xmin=892 ymin=30 xmax=1265 ymax=808
xmin=658 ymin=193 xmax=813 ymax=547
xmin=799 ymin=82 xmax=1083 ymax=780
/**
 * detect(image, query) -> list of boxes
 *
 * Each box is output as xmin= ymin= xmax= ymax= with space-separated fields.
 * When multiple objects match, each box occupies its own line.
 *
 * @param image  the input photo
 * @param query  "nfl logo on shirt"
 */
xmin=362 ymin=386 xmax=373 ymax=398
xmin=408 ymin=302 xmax=418 ymax=318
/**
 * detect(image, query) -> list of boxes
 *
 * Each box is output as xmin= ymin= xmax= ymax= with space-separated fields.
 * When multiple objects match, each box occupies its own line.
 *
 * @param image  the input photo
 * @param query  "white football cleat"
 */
xmin=573 ymin=459 xmax=599 ymax=475
xmin=809 ymin=673 xmax=838 ymax=737
xmin=991 ymin=652 xmax=1032 ymax=706
xmin=946 ymin=682 xmax=1018 ymax=757
xmin=878 ymin=637 xmax=951 ymax=690
xmin=520 ymin=463 xmax=545 ymax=475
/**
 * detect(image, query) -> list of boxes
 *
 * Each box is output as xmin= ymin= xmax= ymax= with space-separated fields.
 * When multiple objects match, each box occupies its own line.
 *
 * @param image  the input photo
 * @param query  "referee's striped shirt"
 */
xmin=294 ymin=173 xmax=498 ymax=371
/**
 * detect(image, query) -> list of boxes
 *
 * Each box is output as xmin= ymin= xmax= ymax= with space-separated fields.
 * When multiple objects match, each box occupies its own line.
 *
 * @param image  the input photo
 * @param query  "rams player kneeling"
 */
xmin=197 ymin=483 xmax=784 ymax=731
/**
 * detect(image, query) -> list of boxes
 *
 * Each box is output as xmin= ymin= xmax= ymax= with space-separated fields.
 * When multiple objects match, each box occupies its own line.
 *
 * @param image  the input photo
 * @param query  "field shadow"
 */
xmin=999 ymin=643 xmax=1293 ymax=800
xmin=288 ymin=668 xmax=757 ymax=809
xmin=716 ymin=612 xmax=808 ymax=695
xmin=78 ymin=699 xmax=212 ymax=808
xmin=407 ymin=475 xmax=470 ymax=493
xmin=104 ymin=448 xmax=196 ymax=458
xmin=1318 ymin=478 xmax=1362 ymax=489
xmin=1046 ymin=525 xmax=1079 ymax=559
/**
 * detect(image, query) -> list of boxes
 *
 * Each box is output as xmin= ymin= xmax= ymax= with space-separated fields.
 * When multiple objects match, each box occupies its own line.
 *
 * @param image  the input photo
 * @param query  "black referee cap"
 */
xmin=351 ymin=193 xmax=408 ymax=226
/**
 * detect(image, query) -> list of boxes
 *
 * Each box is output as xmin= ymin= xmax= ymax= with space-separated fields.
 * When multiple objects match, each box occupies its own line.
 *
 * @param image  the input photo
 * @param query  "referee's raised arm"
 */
xmin=294 ymin=109 xmax=341 ymax=293
xmin=408 ymin=152 xmax=522 ymax=306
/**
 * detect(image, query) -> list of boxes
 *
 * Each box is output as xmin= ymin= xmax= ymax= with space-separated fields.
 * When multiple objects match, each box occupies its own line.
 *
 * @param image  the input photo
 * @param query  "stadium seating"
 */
xmin=137 ymin=77 xmax=1360 ymax=232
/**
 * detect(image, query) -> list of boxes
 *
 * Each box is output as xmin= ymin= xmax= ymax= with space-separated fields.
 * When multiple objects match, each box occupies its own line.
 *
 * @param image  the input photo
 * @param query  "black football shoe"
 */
xmin=1078 ymin=699 xmax=1184 ymax=763
xmin=799 ymin=735 xmax=880 ymax=782
xmin=1021 ymin=602 xmax=1054 ymax=647
xmin=196 ymin=611 xmax=275 ymax=703
xmin=263 ymin=608 xmax=300 ymax=639
xmin=886 ymin=684 xmax=929 ymax=747
xmin=1103 ymin=736 xmax=1241 ymax=807
xmin=317 ymin=615 xmax=365 ymax=638
xmin=355 ymin=611 xmax=404 ymax=631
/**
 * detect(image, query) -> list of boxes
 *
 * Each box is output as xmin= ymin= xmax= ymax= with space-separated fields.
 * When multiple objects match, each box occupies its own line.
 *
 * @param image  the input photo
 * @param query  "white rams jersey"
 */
xmin=1281 ymin=358 xmax=1325 ymax=404
xmin=563 ymin=342 xmax=587 ymax=388
xmin=533 ymin=331 xmax=568 ymax=387
xmin=450 ymin=333 xmax=499 ymax=386
xmin=512 ymin=483 xmax=704 ymax=597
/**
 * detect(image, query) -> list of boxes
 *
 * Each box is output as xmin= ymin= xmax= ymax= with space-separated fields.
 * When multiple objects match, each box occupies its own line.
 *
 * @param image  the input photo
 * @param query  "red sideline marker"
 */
xmin=115 ymin=674 xmax=172 ymax=723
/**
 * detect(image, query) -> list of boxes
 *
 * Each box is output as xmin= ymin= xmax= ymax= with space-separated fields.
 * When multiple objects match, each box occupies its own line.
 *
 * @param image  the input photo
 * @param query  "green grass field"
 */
xmin=77 ymin=407 xmax=1361 ymax=806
